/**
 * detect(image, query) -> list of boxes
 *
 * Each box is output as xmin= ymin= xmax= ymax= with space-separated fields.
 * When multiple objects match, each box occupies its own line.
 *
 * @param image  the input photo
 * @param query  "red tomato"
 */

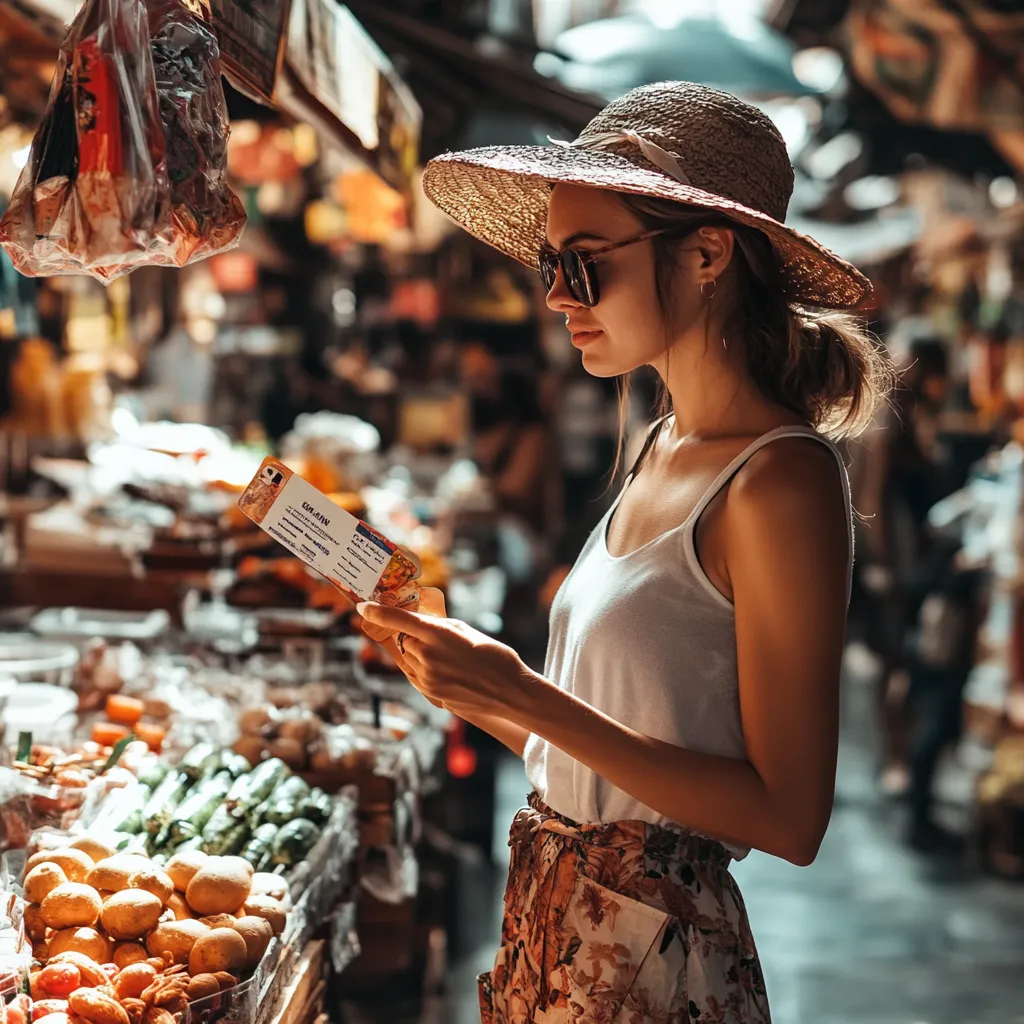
xmin=37 ymin=964 xmax=80 ymax=998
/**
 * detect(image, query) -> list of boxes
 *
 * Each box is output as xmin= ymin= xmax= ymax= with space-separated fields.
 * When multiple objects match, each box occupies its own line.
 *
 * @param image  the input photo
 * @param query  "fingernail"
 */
xmin=356 ymin=602 xmax=372 ymax=616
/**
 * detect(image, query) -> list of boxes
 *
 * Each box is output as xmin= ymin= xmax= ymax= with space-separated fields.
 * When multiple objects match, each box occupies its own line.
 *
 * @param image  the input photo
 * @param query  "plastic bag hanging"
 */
xmin=0 ymin=0 xmax=172 ymax=281
xmin=0 ymin=0 xmax=246 ymax=282
xmin=146 ymin=0 xmax=246 ymax=267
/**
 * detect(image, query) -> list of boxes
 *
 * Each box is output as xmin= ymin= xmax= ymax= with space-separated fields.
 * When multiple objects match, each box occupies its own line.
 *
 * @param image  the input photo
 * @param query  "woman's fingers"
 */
xmin=418 ymin=587 xmax=446 ymax=617
xmin=356 ymin=602 xmax=444 ymax=642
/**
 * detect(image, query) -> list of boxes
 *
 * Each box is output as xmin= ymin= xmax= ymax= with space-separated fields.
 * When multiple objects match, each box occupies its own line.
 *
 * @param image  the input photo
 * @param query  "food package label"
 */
xmin=238 ymin=456 xmax=419 ymax=603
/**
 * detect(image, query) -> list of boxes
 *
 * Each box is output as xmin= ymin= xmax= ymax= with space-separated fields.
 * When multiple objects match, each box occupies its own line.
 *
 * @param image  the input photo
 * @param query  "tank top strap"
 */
xmin=684 ymin=424 xmax=854 ymax=600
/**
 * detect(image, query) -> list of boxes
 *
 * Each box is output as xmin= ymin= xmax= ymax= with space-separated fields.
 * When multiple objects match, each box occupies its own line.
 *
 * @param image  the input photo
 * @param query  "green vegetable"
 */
xmin=247 ymin=797 xmax=273 ymax=831
xmin=111 ymin=785 xmax=150 ymax=834
xmin=241 ymin=823 xmax=278 ymax=867
xmin=226 ymin=758 xmax=288 ymax=814
xmin=116 ymin=833 xmax=149 ymax=855
xmin=218 ymin=752 xmax=253 ymax=779
xmin=201 ymin=803 xmax=241 ymax=846
xmin=206 ymin=821 xmax=250 ymax=856
xmin=270 ymin=818 xmax=320 ymax=866
xmin=101 ymin=734 xmax=136 ymax=773
xmin=296 ymin=788 xmax=332 ymax=825
xmin=143 ymin=772 xmax=191 ymax=835
xmin=264 ymin=776 xmax=310 ymax=826
xmin=137 ymin=762 xmax=169 ymax=790
xmin=179 ymin=743 xmax=221 ymax=781
xmin=165 ymin=773 xmax=233 ymax=846
xmin=16 ymin=732 xmax=32 ymax=762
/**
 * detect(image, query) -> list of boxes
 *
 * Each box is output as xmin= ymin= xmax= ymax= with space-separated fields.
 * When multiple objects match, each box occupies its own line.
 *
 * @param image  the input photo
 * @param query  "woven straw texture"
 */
xmin=421 ymin=81 xmax=871 ymax=309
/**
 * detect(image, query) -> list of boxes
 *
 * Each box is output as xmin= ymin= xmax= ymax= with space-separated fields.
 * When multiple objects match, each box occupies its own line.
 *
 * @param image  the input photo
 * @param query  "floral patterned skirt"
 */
xmin=478 ymin=793 xmax=770 ymax=1024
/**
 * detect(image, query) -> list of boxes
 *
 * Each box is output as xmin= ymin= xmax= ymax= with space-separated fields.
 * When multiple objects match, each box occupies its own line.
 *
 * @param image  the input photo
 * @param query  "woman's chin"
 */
xmin=580 ymin=347 xmax=625 ymax=379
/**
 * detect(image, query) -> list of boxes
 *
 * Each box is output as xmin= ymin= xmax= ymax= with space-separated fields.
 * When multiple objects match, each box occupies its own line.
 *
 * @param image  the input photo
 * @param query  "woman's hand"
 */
xmin=354 ymin=589 xmax=539 ymax=721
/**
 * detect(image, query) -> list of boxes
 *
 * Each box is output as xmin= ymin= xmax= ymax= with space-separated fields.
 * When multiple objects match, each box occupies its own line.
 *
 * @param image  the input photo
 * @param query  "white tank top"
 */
xmin=523 ymin=425 xmax=854 ymax=859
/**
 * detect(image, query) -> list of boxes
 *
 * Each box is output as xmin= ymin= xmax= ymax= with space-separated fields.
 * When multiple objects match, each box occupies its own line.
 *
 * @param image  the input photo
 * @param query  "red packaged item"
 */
xmin=0 ymin=0 xmax=170 ymax=281
xmin=0 ymin=0 xmax=244 ymax=282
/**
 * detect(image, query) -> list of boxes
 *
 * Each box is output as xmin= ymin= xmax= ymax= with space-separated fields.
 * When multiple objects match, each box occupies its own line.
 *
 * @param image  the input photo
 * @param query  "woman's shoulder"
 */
xmin=726 ymin=433 xmax=847 ymax=534
xmin=722 ymin=434 xmax=850 ymax=590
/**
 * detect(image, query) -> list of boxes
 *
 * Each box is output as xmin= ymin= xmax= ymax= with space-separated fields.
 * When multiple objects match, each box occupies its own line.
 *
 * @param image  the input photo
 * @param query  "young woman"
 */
xmin=356 ymin=82 xmax=891 ymax=1024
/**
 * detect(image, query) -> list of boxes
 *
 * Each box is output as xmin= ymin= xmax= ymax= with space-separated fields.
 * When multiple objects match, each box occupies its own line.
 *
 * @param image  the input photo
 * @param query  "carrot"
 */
xmin=105 ymin=694 xmax=145 ymax=726
xmin=133 ymin=722 xmax=167 ymax=752
xmin=91 ymin=721 xmax=130 ymax=747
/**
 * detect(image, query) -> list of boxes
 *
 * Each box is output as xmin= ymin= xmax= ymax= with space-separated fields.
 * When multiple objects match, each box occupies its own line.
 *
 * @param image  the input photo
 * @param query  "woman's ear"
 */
xmin=696 ymin=226 xmax=735 ymax=279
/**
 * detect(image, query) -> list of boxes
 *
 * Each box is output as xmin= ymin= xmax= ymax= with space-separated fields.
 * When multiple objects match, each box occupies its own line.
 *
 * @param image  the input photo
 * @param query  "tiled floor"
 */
xmin=359 ymin=656 xmax=1024 ymax=1023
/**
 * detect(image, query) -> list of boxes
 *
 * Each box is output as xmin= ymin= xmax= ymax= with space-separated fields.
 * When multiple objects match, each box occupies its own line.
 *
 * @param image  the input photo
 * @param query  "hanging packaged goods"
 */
xmin=0 ymin=0 xmax=246 ymax=282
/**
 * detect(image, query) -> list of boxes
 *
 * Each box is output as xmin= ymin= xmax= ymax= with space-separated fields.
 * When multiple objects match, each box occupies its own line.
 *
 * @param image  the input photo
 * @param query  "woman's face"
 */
xmin=543 ymin=184 xmax=706 ymax=378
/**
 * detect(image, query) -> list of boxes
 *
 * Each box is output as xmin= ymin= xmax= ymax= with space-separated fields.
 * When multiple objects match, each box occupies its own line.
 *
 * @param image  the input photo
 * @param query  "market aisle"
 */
xmin=435 ymin=654 xmax=1024 ymax=1024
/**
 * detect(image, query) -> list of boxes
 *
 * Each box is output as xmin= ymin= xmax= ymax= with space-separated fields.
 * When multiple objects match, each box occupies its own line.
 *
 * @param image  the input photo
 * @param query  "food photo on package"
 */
xmin=238 ymin=457 xmax=421 ymax=640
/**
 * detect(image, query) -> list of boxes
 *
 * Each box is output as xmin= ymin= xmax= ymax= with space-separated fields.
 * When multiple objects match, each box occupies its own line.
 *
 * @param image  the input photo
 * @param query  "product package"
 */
xmin=238 ymin=457 xmax=421 ymax=641
xmin=0 ymin=0 xmax=245 ymax=282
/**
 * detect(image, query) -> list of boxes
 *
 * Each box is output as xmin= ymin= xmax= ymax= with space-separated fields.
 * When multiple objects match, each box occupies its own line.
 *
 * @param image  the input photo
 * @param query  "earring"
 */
xmin=700 ymin=280 xmax=717 ymax=299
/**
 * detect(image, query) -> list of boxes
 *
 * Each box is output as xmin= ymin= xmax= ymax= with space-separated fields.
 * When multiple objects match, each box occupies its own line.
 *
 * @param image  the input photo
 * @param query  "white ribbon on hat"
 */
xmin=547 ymin=130 xmax=692 ymax=186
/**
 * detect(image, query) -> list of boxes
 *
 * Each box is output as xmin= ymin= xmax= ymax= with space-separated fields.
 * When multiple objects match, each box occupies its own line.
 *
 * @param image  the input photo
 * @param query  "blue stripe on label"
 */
xmin=355 ymin=523 xmax=395 ymax=555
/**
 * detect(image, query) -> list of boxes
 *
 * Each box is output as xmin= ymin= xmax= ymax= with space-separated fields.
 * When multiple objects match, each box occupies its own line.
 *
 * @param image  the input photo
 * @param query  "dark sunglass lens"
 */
xmin=539 ymin=253 xmax=558 ymax=291
xmin=564 ymin=251 xmax=596 ymax=307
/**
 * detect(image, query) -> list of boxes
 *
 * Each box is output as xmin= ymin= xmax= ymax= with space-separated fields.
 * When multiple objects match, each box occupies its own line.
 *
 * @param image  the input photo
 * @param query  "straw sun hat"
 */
xmin=421 ymin=81 xmax=871 ymax=309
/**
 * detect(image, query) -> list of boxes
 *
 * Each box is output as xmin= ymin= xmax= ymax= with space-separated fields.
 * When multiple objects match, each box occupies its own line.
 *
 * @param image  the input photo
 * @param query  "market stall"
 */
xmin=0 ymin=592 xmax=449 ymax=1022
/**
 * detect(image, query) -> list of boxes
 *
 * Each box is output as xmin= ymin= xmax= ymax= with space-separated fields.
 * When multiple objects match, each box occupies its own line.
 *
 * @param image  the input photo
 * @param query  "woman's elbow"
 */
xmin=782 ymin=834 xmax=823 ymax=867
xmin=774 ymin=810 xmax=831 ymax=867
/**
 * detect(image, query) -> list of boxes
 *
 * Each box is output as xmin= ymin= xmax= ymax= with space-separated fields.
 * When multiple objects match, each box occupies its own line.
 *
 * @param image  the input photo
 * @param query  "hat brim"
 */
xmin=422 ymin=145 xmax=872 ymax=310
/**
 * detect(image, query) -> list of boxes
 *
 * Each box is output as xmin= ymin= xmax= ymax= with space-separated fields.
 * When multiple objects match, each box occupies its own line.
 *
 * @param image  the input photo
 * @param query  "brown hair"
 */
xmin=612 ymin=194 xmax=894 ymax=479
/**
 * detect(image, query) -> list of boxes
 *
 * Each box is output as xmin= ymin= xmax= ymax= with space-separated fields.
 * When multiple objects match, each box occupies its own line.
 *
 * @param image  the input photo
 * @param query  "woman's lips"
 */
xmin=569 ymin=328 xmax=603 ymax=347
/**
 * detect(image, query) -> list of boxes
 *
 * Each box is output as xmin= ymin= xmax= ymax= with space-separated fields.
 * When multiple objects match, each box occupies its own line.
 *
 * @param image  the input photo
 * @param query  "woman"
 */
xmin=357 ymin=82 xmax=890 ymax=1023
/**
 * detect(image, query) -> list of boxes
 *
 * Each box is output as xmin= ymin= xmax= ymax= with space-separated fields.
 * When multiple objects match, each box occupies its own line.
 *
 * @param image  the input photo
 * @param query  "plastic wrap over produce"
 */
xmin=0 ymin=0 xmax=245 ymax=282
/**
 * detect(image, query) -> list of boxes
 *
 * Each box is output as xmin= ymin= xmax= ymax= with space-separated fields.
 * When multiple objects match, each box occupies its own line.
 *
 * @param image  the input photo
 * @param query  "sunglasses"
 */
xmin=538 ymin=227 xmax=673 ymax=307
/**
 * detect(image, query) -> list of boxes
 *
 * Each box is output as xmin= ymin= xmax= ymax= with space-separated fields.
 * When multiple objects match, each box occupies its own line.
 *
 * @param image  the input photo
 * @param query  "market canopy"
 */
xmin=538 ymin=11 xmax=818 ymax=101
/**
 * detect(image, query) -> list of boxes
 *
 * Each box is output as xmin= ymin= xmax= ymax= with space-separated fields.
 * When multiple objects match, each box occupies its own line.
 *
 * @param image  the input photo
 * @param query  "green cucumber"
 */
xmin=226 ymin=758 xmax=289 ymax=813
xmin=201 ymin=803 xmax=241 ymax=847
xmin=270 ymin=818 xmax=321 ymax=866
xmin=241 ymin=823 xmax=279 ymax=867
xmin=295 ymin=788 xmax=332 ymax=825
xmin=206 ymin=821 xmax=250 ymax=856
xmin=111 ymin=784 xmax=151 ymax=834
xmin=179 ymin=743 xmax=221 ymax=781
xmin=165 ymin=773 xmax=233 ymax=846
xmin=137 ymin=762 xmax=169 ymax=790
xmin=142 ymin=772 xmax=192 ymax=835
xmin=219 ymin=752 xmax=253 ymax=779
xmin=264 ymin=776 xmax=310 ymax=826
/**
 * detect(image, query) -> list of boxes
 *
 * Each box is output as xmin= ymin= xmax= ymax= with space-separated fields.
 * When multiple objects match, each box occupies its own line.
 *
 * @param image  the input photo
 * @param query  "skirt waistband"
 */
xmin=519 ymin=791 xmax=733 ymax=870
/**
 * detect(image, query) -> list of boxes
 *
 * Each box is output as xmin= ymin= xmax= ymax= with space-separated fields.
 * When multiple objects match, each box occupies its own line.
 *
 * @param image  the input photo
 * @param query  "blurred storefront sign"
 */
xmin=278 ymin=0 xmax=421 ymax=198
xmin=208 ymin=0 xmax=290 ymax=105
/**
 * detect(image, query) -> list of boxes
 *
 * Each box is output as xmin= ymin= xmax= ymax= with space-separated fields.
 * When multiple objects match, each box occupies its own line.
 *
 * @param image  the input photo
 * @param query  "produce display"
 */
xmin=0 ymin=602 xmax=447 ymax=1024
xmin=18 ymin=835 xmax=284 ymax=1024
xmin=0 ymin=738 xmax=144 ymax=853
xmin=86 ymin=747 xmax=329 ymax=874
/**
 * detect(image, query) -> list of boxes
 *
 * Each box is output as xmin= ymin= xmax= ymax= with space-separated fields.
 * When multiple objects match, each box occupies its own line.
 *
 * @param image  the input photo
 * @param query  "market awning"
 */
xmin=539 ymin=12 xmax=818 ymax=102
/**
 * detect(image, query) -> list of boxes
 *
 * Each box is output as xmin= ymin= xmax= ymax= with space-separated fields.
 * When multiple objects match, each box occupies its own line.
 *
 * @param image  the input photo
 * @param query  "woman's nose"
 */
xmin=544 ymin=263 xmax=581 ymax=314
